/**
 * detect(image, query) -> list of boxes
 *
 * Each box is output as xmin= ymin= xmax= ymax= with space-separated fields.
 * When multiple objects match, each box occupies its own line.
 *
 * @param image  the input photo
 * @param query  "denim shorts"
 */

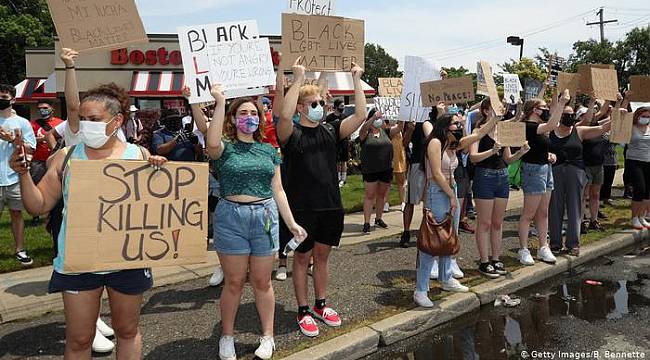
xmin=48 ymin=269 xmax=153 ymax=295
xmin=521 ymin=162 xmax=554 ymax=195
xmin=472 ymin=167 xmax=510 ymax=199
xmin=214 ymin=198 xmax=279 ymax=257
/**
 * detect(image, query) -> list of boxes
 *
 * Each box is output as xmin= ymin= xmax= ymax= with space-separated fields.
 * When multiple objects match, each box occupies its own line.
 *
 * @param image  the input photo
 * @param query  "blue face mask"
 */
xmin=292 ymin=113 xmax=301 ymax=124
xmin=307 ymin=105 xmax=324 ymax=123
xmin=373 ymin=119 xmax=383 ymax=128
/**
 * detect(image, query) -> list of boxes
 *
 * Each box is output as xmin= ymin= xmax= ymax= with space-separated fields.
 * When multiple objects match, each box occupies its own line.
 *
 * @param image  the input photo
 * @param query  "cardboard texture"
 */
xmin=556 ymin=72 xmax=581 ymax=97
xmin=46 ymin=0 xmax=148 ymax=52
xmin=399 ymin=56 xmax=441 ymax=122
xmin=280 ymin=13 xmax=364 ymax=71
xmin=378 ymin=77 xmax=403 ymax=97
xmin=590 ymin=68 xmax=619 ymax=101
xmin=479 ymin=61 xmax=505 ymax=116
xmin=419 ymin=76 xmax=475 ymax=106
xmin=287 ymin=0 xmax=335 ymax=16
xmin=502 ymin=73 xmax=523 ymax=104
xmin=497 ymin=122 xmax=526 ymax=147
xmin=476 ymin=61 xmax=489 ymax=96
xmin=577 ymin=64 xmax=615 ymax=94
xmin=374 ymin=97 xmax=400 ymax=120
xmin=64 ymin=160 xmax=208 ymax=273
xmin=610 ymin=110 xmax=634 ymax=144
xmin=630 ymin=76 xmax=650 ymax=102
xmin=178 ymin=20 xmax=263 ymax=104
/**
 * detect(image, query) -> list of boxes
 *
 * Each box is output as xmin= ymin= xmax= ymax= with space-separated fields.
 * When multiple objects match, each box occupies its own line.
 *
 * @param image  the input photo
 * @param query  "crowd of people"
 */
xmin=0 ymin=46 xmax=648 ymax=360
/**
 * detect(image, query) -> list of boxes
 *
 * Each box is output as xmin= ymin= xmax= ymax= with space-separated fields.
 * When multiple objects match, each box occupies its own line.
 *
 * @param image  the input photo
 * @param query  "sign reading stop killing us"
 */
xmin=64 ymin=160 xmax=208 ymax=273
xmin=46 ymin=0 xmax=148 ymax=52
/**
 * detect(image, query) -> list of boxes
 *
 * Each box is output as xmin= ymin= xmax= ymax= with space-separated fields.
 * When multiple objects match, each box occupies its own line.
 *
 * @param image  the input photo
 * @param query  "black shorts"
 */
xmin=281 ymin=210 xmax=345 ymax=253
xmin=48 ymin=268 xmax=153 ymax=295
xmin=362 ymin=169 xmax=393 ymax=184
xmin=337 ymin=140 xmax=350 ymax=162
xmin=454 ymin=162 xmax=471 ymax=199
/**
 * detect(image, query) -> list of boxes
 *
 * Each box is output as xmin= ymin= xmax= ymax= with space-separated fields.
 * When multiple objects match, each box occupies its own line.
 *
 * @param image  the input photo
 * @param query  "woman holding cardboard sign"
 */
xmin=626 ymin=106 xmax=650 ymax=230
xmin=10 ymin=48 xmax=168 ymax=359
xmin=203 ymin=84 xmax=307 ymax=360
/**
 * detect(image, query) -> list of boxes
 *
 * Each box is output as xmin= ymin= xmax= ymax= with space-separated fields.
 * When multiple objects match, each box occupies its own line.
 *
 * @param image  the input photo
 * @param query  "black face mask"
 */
xmin=164 ymin=118 xmax=182 ymax=132
xmin=0 ymin=99 xmax=11 ymax=111
xmin=451 ymin=129 xmax=464 ymax=142
xmin=541 ymin=109 xmax=551 ymax=122
xmin=561 ymin=114 xmax=576 ymax=127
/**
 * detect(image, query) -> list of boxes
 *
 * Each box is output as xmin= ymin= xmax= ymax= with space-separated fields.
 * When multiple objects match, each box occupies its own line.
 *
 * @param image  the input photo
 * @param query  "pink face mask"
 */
xmin=235 ymin=115 xmax=260 ymax=134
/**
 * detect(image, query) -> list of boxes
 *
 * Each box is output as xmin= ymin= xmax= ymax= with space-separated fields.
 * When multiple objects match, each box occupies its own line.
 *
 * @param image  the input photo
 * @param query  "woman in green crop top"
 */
xmin=203 ymin=84 xmax=306 ymax=360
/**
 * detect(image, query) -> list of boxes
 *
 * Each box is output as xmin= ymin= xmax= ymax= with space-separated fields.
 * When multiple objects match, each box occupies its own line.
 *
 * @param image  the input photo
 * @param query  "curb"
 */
xmin=280 ymin=229 xmax=648 ymax=360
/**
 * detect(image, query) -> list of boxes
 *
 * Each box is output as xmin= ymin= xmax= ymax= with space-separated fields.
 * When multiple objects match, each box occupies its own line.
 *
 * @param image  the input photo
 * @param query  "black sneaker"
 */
xmin=362 ymin=223 xmax=371 ymax=234
xmin=491 ymin=260 xmax=508 ymax=275
xmin=551 ymin=247 xmax=563 ymax=256
xmin=15 ymin=251 xmax=33 ymax=266
xmin=479 ymin=262 xmax=500 ymax=278
xmin=399 ymin=231 xmax=410 ymax=248
xmin=374 ymin=218 xmax=388 ymax=229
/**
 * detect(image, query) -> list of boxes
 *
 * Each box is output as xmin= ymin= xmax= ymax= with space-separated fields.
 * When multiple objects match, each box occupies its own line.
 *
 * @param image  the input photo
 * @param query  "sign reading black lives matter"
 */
xmin=46 ymin=0 xmax=149 ymax=52
xmin=64 ymin=160 xmax=208 ymax=272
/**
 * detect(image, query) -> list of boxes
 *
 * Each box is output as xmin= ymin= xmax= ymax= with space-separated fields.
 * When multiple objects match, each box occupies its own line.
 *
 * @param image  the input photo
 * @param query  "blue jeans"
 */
xmin=473 ymin=167 xmax=510 ymax=199
xmin=521 ymin=162 xmax=554 ymax=195
xmin=416 ymin=182 xmax=460 ymax=291
xmin=214 ymin=198 xmax=279 ymax=257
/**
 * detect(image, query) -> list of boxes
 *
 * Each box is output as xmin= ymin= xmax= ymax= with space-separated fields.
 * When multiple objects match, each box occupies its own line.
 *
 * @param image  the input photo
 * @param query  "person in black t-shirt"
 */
xmin=325 ymin=99 xmax=350 ymax=187
xmin=277 ymin=58 xmax=367 ymax=338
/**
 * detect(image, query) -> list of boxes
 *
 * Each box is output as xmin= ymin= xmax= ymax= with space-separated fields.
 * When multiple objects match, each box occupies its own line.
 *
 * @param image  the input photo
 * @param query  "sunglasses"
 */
xmin=309 ymin=100 xmax=326 ymax=109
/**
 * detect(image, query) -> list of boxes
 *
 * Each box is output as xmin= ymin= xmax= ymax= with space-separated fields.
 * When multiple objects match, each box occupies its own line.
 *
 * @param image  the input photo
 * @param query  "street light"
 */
xmin=507 ymin=36 xmax=524 ymax=61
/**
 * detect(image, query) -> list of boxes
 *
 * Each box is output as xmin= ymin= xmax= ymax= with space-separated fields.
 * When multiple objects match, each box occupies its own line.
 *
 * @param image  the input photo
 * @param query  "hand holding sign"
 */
xmin=560 ymin=89 xmax=571 ymax=105
xmin=292 ymin=56 xmax=306 ymax=79
xmin=351 ymin=62 xmax=364 ymax=79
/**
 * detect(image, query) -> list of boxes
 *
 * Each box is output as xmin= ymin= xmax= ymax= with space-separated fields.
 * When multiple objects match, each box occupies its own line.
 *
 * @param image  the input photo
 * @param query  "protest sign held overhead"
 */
xmin=476 ymin=61 xmax=489 ymax=96
xmin=378 ymin=78 xmax=404 ymax=97
xmin=399 ymin=56 xmax=441 ymax=122
xmin=374 ymin=97 xmax=400 ymax=120
xmin=497 ymin=122 xmax=526 ymax=147
xmin=419 ymin=76 xmax=475 ymax=106
xmin=46 ymin=0 xmax=148 ymax=52
xmin=629 ymin=76 xmax=650 ymax=102
xmin=556 ymin=72 xmax=581 ymax=96
xmin=610 ymin=109 xmax=634 ymax=144
xmin=287 ymin=0 xmax=335 ymax=16
xmin=478 ymin=61 xmax=505 ymax=116
xmin=590 ymin=68 xmax=619 ymax=101
xmin=523 ymin=78 xmax=543 ymax=102
xmin=502 ymin=74 xmax=523 ymax=104
xmin=577 ymin=64 xmax=615 ymax=94
xmin=64 ymin=160 xmax=209 ymax=273
xmin=280 ymin=13 xmax=364 ymax=71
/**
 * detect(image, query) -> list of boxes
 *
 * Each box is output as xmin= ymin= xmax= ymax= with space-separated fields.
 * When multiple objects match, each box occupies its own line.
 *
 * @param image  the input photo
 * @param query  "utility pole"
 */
xmin=587 ymin=8 xmax=618 ymax=43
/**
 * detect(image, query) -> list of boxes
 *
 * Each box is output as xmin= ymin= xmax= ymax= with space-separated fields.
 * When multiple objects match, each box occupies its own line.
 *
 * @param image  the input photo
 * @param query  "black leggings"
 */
xmin=600 ymin=165 xmax=617 ymax=200
xmin=626 ymin=159 xmax=650 ymax=202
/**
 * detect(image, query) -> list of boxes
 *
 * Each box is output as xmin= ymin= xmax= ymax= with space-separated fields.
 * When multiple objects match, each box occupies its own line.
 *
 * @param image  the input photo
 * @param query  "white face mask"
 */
xmin=79 ymin=117 xmax=117 ymax=149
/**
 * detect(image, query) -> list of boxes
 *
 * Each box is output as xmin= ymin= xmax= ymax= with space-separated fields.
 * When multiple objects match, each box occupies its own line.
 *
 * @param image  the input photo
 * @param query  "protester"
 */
xmin=0 ymin=84 xmax=37 ymax=265
xmin=325 ymin=98 xmax=349 ymax=187
xmin=469 ymin=100 xmax=530 ymax=278
xmin=124 ymin=105 xmax=143 ymax=143
xmin=516 ymin=91 xmax=569 ymax=266
xmin=626 ymin=106 xmax=650 ymax=230
xmin=400 ymin=120 xmax=425 ymax=247
xmin=277 ymin=58 xmax=367 ymax=337
xmin=261 ymin=97 xmax=279 ymax=149
xmin=152 ymin=109 xmax=201 ymax=161
xmin=455 ymin=109 xmax=476 ymax=234
xmin=388 ymin=118 xmax=408 ymax=211
xmin=359 ymin=109 xmax=403 ymax=233
xmin=548 ymin=100 xmax=612 ymax=256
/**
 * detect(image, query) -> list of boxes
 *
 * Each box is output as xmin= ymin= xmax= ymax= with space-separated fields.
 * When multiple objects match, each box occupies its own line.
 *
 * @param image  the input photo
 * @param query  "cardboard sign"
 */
xmin=524 ymin=78 xmax=543 ymax=101
xmin=46 ymin=0 xmax=148 ymax=52
xmin=610 ymin=110 xmax=634 ymax=144
xmin=280 ymin=13 xmax=364 ymax=71
xmin=378 ymin=77 xmax=403 ymax=97
xmin=399 ymin=56 xmax=441 ymax=122
xmin=287 ymin=0 xmax=335 ymax=16
xmin=178 ymin=20 xmax=262 ymax=104
xmin=479 ymin=61 xmax=505 ymax=116
xmin=630 ymin=76 xmax=650 ymax=102
xmin=476 ymin=62 xmax=489 ymax=96
xmin=64 ymin=160 xmax=208 ymax=272
xmin=503 ymin=73 xmax=523 ymax=104
xmin=556 ymin=72 xmax=581 ymax=97
xmin=497 ymin=122 xmax=526 ymax=147
xmin=590 ymin=68 xmax=619 ymax=101
xmin=577 ymin=64 xmax=615 ymax=94
xmin=420 ymin=76 xmax=475 ymax=106
xmin=374 ymin=97 xmax=400 ymax=120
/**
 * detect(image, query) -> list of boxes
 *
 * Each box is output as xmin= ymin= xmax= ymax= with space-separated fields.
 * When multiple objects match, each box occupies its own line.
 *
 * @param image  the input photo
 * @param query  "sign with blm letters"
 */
xmin=630 ymin=76 xmax=650 ymax=102
xmin=502 ymin=73 xmax=523 ymax=104
xmin=374 ymin=97 xmax=400 ymax=120
xmin=610 ymin=109 xmax=634 ymax=144
xmin=287 ymin=0 xmax=335 ymax=16
xmin=280 ymin=13 xmax=364 ymax=71
xmin=378 ymin=78 xmax=403 ymax=97
xmin=497 ymin=122 xmax=526 ymax=147
xmin=419 ymin=76 xmax=475 ymax=106
xmin=399 ymin=56 xmax=441 ymax=122
xmin=64 ymin=160 xmax=208 ymax=272
xmin=590 ymin=68 xmax=619 ymax=101
xmin=178 ymin=20 xmax=263 ymax=104
xmin=556 ymin=72 xmax=581 ymax=96
xmin=46 ymin=0 xmax=148 ymax=52
xmin=479 ymin=61 xmax=505 ymax=116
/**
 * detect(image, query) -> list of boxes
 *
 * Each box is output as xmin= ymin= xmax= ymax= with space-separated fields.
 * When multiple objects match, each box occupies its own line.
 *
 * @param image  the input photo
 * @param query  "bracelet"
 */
xmin=65 ymin=65 xmax=75 ymax=69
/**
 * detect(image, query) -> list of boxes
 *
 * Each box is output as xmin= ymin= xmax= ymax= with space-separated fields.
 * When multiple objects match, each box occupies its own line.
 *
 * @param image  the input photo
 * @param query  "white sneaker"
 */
xmin=400 ymin=202 xmax=406 ymax=212
xmin=429 ymin=258 xmax=439 ymax=279
xmin=254 ymin=336 xmax=275 ymax=360
xmin=275 ymin=266 xmax=287 ymax=281
xmin=219 ymin=336 xmax=236 ymax=360
xmin=209 ymin=266 xmax=224 ymax=287
xmin=91 ymin=329 xmax=114 ymax=353
xmin=413 ymin=291 xmax=434 ymax=308
xmin=632 ymin=217 xmax=645 ymax=230
xmin=440 ymin=278 xmax=469 ymax=293
xmin=383 ymin=203 xmax=390 ymax=212
xmin=450 ymin=258 xmax=464 ymax=279
xmin=537 ymin=246 xmax=557 ymax=264
xmin=96 ymin=317 xmax=114 ymax=337
xmin=518 ymin=248 xmax=535 ymax=266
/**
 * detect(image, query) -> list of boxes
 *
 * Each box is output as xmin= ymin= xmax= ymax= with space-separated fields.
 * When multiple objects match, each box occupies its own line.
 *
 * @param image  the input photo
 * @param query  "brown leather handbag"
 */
xmin=417 ymin=209 xmax=459 ymax=256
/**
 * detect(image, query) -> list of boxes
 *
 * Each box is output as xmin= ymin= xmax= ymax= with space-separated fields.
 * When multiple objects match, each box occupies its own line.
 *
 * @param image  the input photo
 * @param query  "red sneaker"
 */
xmin=297 ymin=314 xmax=319 ymax=337
xmin=312 ymin=306 xmax=342 ymax=327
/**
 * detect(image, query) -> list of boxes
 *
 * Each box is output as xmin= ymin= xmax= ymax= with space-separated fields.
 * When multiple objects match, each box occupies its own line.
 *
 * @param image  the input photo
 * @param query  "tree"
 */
xmin=363 ymin=43 xmax=401 ymax=90
xmin=0 ymin=1 xmax=54 ymax=85
xmin=442 ymin=66 xmax=471 ymax=78
xmin=499 ymin=57 xmax=547 ymax=82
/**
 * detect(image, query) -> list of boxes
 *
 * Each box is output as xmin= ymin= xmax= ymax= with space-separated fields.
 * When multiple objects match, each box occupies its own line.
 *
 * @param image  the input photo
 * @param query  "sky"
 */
xmin=136 ymin=0 xmax=650 ymax=71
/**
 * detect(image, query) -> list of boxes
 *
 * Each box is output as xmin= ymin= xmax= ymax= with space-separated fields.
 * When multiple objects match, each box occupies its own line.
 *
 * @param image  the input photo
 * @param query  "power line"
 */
xmin=586 ymin=7 xmax=618 ymax=43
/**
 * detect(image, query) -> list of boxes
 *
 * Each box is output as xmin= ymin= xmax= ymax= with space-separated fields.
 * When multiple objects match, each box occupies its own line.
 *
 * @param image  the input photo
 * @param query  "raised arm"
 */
xmin=389 ymin=120 xmax=404 ymax=138
xmin=358 ymin=112 xmax=376 ymax=143
xmin=278 ymin=57 xmax=305 ymax=145
xmin=182 ymin=86 xmax=209 ymax=135
xmin=272 ymin=70 xmax=286 ymax=120
xmin=61 ymin=48 xmax=80 ymax=133
xmin=339 ymin=63 xmax=367 ymax=139
xmin=577 ymin=97 xmax=597 ymax=126
xmin=458 ymin=115 xmax=497 ymax=151
xmin=317 ymin=71 xmax=329 ymax=100
xmin=205 ymin=84 xmax=226 ymax=160
xmin=538 ymin=89 xmax=570 ymax=134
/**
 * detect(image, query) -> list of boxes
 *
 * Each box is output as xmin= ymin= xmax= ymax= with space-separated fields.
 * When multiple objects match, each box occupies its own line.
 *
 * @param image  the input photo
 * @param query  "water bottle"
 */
xmin=283 ymin=238 xmax=301 ymax=256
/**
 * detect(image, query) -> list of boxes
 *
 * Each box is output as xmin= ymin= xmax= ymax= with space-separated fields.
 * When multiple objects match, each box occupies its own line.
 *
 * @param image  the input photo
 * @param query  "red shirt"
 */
xmin=31 ymin=117 xmax=63 ymax=161
xmin=262 ymin=112 xmax=279 ymax=148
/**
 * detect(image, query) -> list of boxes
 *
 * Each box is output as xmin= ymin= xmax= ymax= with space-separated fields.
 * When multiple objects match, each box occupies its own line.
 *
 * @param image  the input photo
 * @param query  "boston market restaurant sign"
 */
xmin=110 ymin=46 xmax=281 ymax=67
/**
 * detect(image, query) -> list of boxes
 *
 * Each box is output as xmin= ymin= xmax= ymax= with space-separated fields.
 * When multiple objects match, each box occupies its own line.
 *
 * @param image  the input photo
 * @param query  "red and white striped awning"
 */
xmin=14 ymin=73 xmax=56 ymax=101
xmin=130 ymin=71 xmax=185 ymax=97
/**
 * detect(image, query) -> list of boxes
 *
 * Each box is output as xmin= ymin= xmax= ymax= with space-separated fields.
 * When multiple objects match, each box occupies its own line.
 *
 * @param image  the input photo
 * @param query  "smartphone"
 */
xmin=13 ymin=129 xmax=27 ymax=169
